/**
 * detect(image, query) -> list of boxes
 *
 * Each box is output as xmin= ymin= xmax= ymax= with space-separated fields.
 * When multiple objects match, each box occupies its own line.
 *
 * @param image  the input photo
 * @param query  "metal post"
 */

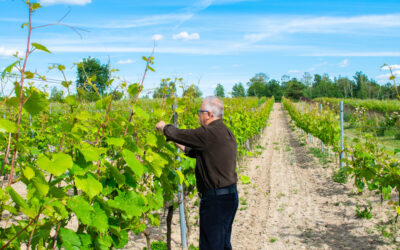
xmin=29 ymin=114 xmax=34 ymax=139
xmin=320 ymin=104 xmax=324 ymax=153
xmin=309 ymin=105 xmax=312 ymax=143
xmin=172 ymin=101 xmax=188 ymax=250
xmin=340 ymin=101 xmax=344 ymax=168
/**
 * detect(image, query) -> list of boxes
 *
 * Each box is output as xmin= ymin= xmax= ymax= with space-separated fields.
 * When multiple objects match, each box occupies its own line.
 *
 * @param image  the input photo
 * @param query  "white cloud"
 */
xmin=0 ymin=47 xmax=19 ymax=57
xmin=338 ymin=59 xmax=349 ymax=67
xmin=49 ymin=45 xmax=220 ymax=55
xmin=117 ymin=59 xmax=134 ymax=65
xmin=288 ymin=70 xmax=301 ymax=74
xmin=173 ymin=32 xmax=200 ymax=40
xmin=376 ymin=71 xmax=400 ymax=83
xmin=74 ymin=14 xmax=193 ymax=29
xmin=244 ymin=14 xmax=400 ymax=43
xmin=152 ymin=34 xmax=164 ymax=41
xmin=381 ymin=64 xmax=400 ymax=70
xmin=307 ymin=52 xmax=400 ymax=57
xmin=244 ymin=33 xmax=270 ymax=43
xmin=308 ymin=62 xmax=328 ymax=72
xmin=40 ymin=0 xmax=92 ymax=5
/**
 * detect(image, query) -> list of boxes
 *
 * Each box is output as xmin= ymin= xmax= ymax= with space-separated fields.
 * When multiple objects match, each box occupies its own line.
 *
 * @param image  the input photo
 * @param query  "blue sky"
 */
xmin=1 ymin=0 xmax=400 ymax=97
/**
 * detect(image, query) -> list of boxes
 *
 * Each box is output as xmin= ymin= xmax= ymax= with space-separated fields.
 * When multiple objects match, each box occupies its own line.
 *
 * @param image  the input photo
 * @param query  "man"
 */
xmin=156 ymin=96 xmax=238 ymax=250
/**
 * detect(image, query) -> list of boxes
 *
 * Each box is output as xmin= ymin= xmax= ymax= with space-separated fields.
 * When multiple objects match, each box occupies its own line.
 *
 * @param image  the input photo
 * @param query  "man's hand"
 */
xmin=156 ymin=121 xmax=166 ymax=131
xmin=175 ymin=143 xmax=185 ymax=151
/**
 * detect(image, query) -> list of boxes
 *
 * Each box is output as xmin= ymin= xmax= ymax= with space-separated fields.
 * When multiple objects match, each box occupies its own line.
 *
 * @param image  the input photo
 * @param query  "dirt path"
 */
xmin=231 ymin=103 xmax=394 ymax=250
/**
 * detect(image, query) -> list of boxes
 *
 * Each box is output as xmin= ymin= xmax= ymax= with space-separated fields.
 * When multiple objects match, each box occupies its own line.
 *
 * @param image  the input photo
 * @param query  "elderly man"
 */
xmin=156 ymin=96 xmax=238 ymax=250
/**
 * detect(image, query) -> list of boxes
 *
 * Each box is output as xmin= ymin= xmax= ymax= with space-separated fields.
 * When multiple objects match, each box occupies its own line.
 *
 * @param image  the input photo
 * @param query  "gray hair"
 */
xmin=203 ymin=96 xmax=224 ymax=118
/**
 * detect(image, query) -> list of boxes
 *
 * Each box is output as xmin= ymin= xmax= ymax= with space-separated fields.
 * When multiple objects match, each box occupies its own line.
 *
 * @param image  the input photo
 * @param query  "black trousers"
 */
xmin=199 ymin=189 xmax=239 ymax=250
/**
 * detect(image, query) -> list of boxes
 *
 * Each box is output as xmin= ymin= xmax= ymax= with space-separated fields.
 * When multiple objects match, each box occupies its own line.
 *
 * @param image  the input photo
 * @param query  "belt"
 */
xmin=199 ymin=184 xmax=237 ymax=198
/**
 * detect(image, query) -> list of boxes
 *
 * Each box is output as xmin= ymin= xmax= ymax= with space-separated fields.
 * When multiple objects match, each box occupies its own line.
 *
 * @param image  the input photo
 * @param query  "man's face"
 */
xmin=198 ymin=101 xmax=211 ymax=126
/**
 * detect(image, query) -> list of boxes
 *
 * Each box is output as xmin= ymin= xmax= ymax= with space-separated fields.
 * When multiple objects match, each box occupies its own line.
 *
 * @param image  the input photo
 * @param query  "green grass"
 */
xmin=308 ymin=147 xmax=332 ymax=165
xmin=344 ymin=126 xmax=400 ymax=160
xmin=269 ymin=237 xmax=277 ymax=243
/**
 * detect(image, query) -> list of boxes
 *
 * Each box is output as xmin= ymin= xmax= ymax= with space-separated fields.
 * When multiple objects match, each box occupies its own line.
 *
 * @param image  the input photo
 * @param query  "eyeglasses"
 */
xmin=197 ymin=110 xmax=209 ymax=115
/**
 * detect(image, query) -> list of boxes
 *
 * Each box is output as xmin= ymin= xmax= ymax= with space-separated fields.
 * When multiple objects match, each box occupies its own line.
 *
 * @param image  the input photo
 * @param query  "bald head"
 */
xmin=203 ymin=96 xmax=224 ymax=118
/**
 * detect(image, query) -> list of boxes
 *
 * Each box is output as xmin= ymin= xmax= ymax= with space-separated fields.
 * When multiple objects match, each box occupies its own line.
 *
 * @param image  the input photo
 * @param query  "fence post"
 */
xmin=172 ymin=101 xmax=188 ymax=250
xmin=340 ymin=100 xmax=344 ymax=168
xmin=309 ymin=105 xmax=312 ymax=143
xmin=320 ymin=103 xmax=324 ymax=153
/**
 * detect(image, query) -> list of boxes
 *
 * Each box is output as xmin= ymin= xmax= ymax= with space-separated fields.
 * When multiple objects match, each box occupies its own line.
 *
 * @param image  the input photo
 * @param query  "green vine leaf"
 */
xmin=5 ymin=186 xmax=28 ymax=209
xmin=36 ymin=153 xmax=73 ymax=176
xmin=122 ymin=149 xmax=144 ymax=178
xmin=0 ymin=118 xmax=17 ymax=133
xmin=31 ymin=42 xmax=51 ymax=53
xmin=106 ymin=137 xmax=125 ymax=147
xmin=1 ymin=61 xmax=18 ymax=79
xmin=74 ymin=173 xmax=103 ymax=199
xmin=67 ymin=196 xmax=94 ymax=226
xmin=59 ymin=228 xmax=82 ymax=250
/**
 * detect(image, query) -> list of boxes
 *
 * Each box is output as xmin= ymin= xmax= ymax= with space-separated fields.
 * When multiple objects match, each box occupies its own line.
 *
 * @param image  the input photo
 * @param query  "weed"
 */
xmin=269 ymin=238 xmax=277 ymax=243
xmin=256 ymin=145 xmax=265 ymax=150
xmin=277 ymin=204 xmax=286 ymax=212
xmin=303 ymin=228 xmax=313 ymax=238
xmin=356 ymin=204 xmax=373 ymax=219
xmin=332 ymin=168 xmax=349 ymax=184
xmin=143 ymin=241 xmax=167 ymax=250
xmin=273 ymin=146 xmax=280 ymax=151
xmin=277 ymin=192 xmax=286 ymax=198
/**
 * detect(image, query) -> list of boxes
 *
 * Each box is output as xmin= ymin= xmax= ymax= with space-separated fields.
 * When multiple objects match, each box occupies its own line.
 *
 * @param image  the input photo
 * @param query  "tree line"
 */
xmin=46 ymin=57 xmax=399 ymax=102
xmin=227 ymin=72 xmax=400 ymax=101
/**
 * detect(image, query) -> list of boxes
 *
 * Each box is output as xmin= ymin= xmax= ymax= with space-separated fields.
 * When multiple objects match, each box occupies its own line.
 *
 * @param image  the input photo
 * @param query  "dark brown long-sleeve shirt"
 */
xmin=163 ymin=119 xmax=238 ymax=193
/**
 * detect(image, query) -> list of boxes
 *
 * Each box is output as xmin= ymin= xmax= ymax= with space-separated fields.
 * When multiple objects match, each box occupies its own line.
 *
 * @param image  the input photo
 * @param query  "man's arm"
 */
xmin=156 ymin=121 xmax=206 ymax=151
xmin=175 ymin=143 xmax=196 ymax=158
